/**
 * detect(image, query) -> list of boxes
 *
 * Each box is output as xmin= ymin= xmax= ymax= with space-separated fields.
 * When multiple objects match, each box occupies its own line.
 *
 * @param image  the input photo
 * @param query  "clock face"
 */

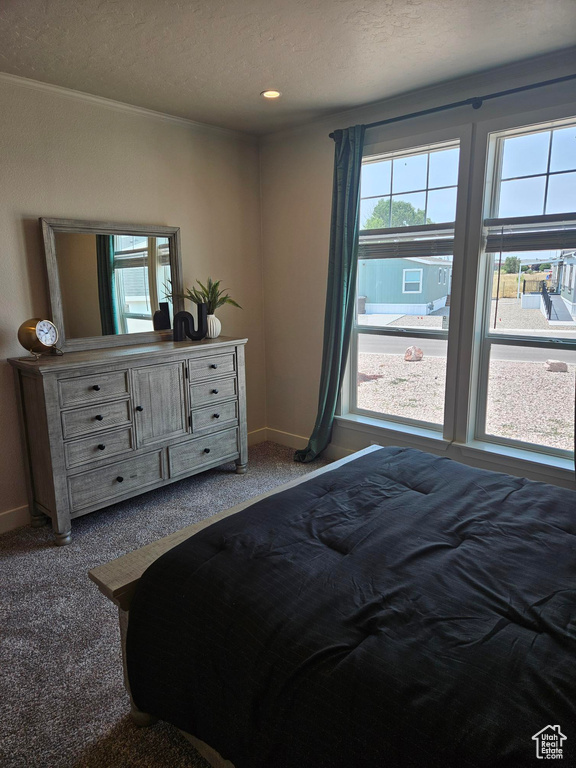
xmin=35 ymin=319 xmax=58 ymax=347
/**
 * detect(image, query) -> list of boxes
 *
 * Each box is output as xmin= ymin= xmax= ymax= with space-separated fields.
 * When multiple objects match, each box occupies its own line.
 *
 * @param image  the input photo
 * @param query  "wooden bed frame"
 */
xmin=88 ymin=446 xmax=380 ymax=767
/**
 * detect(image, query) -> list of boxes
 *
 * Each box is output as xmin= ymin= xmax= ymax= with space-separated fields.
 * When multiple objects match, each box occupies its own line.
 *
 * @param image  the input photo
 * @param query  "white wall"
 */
xmin=0 ymin=76 xmax=265 ymax=532
xmin=2 ymin=48 xmax=576 ymax=534
xmin=259 ymin=48 xmax=576 ymax=481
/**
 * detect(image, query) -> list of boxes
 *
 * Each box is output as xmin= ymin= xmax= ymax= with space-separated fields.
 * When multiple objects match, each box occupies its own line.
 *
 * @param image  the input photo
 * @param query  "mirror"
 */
xmin=41 ymin=218 xmax=184 ymax=351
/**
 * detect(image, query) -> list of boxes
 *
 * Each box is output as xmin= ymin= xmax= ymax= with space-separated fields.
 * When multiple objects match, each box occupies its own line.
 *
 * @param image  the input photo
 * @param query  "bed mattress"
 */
xmin=126 ymin=446 xmax=576 ymax=767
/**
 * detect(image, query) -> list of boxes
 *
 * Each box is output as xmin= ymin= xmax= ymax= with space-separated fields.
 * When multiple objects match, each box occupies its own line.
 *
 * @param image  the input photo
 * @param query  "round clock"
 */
xmin=17 ymin=318 xmax=60 ymax=356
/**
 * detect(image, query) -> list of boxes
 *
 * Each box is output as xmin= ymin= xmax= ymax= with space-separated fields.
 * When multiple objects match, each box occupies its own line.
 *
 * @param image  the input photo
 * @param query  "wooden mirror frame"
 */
xmin=41 ymin=218 xmax=185 ymax=352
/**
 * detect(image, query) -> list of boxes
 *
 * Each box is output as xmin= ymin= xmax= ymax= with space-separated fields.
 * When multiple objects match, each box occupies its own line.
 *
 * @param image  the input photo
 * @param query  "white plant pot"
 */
xmin=206 ymin=314 xmax=221 ymax=339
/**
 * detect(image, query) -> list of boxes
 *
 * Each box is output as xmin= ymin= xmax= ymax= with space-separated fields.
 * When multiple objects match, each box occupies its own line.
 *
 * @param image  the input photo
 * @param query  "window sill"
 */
xmin=457 ymin=439 xmax=574 ymax=476
xmin=334 ymin=413 xmax=451 ymax=452
xmin=333 ymin=414 xmax=575 ymax=488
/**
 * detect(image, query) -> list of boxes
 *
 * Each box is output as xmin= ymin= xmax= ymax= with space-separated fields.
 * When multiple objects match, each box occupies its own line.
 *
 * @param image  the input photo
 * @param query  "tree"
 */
xmin=364 ymin=199 xmax=431 ymax=229
xmin=503 ymin=256 xmax=520 ymax=274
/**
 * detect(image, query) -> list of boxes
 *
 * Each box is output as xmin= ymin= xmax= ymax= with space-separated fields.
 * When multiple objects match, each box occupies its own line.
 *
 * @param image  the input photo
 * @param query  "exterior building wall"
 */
xmin=358 ymin=258 xmax=451 ymax=312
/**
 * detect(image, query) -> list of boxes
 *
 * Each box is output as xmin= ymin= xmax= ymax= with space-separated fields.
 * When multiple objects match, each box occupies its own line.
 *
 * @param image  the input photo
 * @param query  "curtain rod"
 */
xmin=328 ymin=72 xmax=576 ymax=139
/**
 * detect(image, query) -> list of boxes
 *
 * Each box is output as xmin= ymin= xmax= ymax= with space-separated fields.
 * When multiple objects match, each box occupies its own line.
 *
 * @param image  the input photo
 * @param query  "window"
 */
xmin=113 ymin=236 xmax=171 ymax=333
xmin=353 ymin=141 xmax=459 ymax=430
xmin=495 ymin=126 xmax=576 ymax=218
xmin=347 ymin=115 xmax=576 ymax=467
xmin=403 ymin=268 xmax=422 ymax=293
xmin=361 ymin=143 xmax=459 ymax=229
xmin=477 ymin=121 xmax=576 ymax=457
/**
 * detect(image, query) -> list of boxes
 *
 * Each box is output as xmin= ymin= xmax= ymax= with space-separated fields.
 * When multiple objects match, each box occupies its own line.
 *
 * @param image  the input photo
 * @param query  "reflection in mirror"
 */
xmin=41 ymin=218 xmax=183 ymax=352
xmin=54 ymin=232 xmax=172 ymax=339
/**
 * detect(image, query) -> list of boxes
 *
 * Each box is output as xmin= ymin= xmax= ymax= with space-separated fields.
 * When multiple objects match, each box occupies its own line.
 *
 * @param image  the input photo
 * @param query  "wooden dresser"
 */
xmin=9 ymin=337 xmax=247 ymax=545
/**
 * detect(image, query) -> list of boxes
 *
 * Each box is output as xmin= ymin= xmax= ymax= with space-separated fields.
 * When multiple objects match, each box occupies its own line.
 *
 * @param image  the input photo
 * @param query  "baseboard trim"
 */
xmin=0 ymin=433 xmax=331 ymax=537
xmin=323 ymin=444 xmax=354 ymax=461
xmin=264 ymin=429 xmax=309 ymax=450
xmin=0 ymin=505 xmax=30 ymax=535
xmin=247 ymin=428 xmax=268 ymax=446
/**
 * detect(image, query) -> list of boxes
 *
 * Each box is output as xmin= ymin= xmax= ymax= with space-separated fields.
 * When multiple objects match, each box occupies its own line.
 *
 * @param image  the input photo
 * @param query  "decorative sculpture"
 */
xmin=152 ymin=302 xmax=172 ymax=330
xmin=173 ymin=303 xmax=208 ymax=341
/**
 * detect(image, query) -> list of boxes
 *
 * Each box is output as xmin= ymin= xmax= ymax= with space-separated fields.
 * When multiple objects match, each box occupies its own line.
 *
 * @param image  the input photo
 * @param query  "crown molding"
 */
xmin=0 ymin=71 xmax=258 ymax=143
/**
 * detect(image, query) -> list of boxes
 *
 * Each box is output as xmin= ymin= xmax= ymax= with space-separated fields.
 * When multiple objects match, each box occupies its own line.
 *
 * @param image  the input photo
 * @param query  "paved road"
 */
xmin=358 ymin=334 xmax=576 ymax=363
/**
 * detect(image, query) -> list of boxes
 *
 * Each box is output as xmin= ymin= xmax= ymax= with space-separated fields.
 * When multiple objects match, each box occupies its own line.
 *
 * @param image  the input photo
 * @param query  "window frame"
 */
xmin=402 ymin=267 xmax=423 ymax=294
xmin=340 ymin=107 xmax=576 ymax=472
xmin=472 ymin=119 xmax=576 ymax=460
xmin=349 ymin=134 xmax=465 ymax=434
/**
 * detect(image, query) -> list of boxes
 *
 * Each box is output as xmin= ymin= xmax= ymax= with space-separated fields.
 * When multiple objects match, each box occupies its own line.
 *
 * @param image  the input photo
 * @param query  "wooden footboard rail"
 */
xmin=88 ymin=446 xmax=380 ymax=766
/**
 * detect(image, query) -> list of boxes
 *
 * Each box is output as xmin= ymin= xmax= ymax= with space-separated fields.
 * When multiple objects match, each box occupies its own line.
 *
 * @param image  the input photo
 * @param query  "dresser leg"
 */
xmin=54 ymin=530 xmax=72 ymax=546
xmin=235 ymin=461 xmax=248 ymax=475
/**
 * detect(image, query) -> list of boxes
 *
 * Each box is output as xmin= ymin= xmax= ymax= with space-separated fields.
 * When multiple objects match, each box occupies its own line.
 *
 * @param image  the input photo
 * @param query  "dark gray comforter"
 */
xmin=127 ymin=447 xmax=576 ymax=767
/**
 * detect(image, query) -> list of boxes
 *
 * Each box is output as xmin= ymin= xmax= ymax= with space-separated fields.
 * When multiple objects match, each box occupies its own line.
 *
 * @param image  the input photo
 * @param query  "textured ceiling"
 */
xmin=1 ymin=0 xmax=576 ymax=134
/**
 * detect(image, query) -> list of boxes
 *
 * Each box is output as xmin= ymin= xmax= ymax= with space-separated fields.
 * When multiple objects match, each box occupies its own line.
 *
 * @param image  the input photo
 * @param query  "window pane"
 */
xmin=126 ymin=318 xmax=154 ymax=332
xmin=427 ymin=187 xmax=457 ymax=223
xmin=391 ymin=192 xmax=427 ymax=225
xmin=428 ymin=147 xmax=459 ymax=188
xmin=115 ymin=235 xmax=148 ymax=251
xmin=546 ymin=172 xmax=576 ymax=214
xmin=484 ymin=344 xmax=576 ymax=452
xmin=404 ymin=269 xmax=422 ymax=292
xmin=361 ymin=160 xmax=392 ymax=198
xmin=498 ymin=176 xmax=546 ymax=218
xmin=361 ymin=196 xmax=389 ymax=229
xmin=501 ymin=131 xmax=550 ymax=179
xmin=357 ymin=333 xmax=447 ymax=427
xmin=392 ymin=153 xmax=427 ymax=194
xmin=550 ymin=126 xmax=576 ymax=172
xmin=357 ymin=256 xmax=451 ymax=330
xmin=488 ymin=251 xmax=576 ymax=338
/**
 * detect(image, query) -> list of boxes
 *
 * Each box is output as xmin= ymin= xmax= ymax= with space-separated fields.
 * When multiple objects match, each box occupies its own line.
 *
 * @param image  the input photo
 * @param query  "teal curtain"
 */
xmin=96 ymin=235 xmax=119 ymax=335
xmin=295 ymin=124 xmax=366 ymax=463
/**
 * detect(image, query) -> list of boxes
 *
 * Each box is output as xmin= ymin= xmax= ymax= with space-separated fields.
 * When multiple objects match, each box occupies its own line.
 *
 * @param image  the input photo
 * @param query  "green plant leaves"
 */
xmin=165 ymin=277 xmax=241 ymax=315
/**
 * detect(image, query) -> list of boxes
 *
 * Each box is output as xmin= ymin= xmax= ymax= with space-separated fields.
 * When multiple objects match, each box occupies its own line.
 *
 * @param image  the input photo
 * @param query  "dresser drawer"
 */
xmin=59 ymin=371 xmax=129 ymax=407
xmin=62 ymin=400 xmax=131 ymax=440
xmin=190 ymin=376 xmax=237 ymax=408
xmin=64 ymin=427 xmax=134 ymax=469
xmin=191 ymin=400 xmax=238 ymax=434
xmin=168 ymin=428 xmax=238 ymax=477
xmin=68 ymin=450 xmax=164 ymax=512
xmin=188 ymin=352 xmax=236 ymax=381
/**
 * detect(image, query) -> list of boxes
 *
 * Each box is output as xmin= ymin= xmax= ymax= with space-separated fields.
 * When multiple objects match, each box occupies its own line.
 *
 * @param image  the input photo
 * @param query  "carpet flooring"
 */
xmin=0 ymin=443 xmax=329 ymax=768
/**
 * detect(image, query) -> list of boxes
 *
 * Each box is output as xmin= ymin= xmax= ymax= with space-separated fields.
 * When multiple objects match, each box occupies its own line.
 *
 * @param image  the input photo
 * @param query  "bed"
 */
xmin=89 ymin=445 xmax=576 ymax=768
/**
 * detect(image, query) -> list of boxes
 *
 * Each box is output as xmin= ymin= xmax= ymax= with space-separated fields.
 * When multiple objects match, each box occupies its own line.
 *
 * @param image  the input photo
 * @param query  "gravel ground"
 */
xmin=489 ymin=298 xmax=576 ymax=332
xmin=358 ymin=298 xmax=576 ymax=333
xmin=358 ymin=352 xmax=575 ymax=452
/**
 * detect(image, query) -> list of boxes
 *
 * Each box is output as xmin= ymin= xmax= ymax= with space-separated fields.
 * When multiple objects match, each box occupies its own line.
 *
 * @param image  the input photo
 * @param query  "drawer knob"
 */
xmin=92 ymin=385 xmax=101 ymax=391
xmin=210 ymin=364 xmax=218 ymax=369
xmin=135 ymin=405 xmax=144 ymax=412
xmin=213 ymin=413 xmax=220 ymax=419
xmin=95 ymin=414 xmax=104 ymax=421
xmin=97 ymin=444 xmax=106 ymax=451
xmin=204 ymin=448 xmax=211 ymax=454
xmin=211 ymin=389 xmax=219 ymax=394
xmin=116 ymin=476 xmax=124 ymax=483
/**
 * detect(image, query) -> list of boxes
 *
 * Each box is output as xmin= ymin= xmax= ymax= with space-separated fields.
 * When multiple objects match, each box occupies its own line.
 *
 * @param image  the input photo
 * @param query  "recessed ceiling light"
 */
xmin=260 ymin=89 xmax=282 ymax=99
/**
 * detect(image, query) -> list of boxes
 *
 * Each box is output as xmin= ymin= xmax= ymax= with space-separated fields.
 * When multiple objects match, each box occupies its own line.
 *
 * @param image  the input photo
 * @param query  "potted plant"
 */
xmin=167 ymin=277 xmax=241 ymax=338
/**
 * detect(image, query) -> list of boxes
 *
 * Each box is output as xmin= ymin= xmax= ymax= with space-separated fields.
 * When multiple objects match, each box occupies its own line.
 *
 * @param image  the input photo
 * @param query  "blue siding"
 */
xmin=358 ymin=259 xmax=451 ymax=306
